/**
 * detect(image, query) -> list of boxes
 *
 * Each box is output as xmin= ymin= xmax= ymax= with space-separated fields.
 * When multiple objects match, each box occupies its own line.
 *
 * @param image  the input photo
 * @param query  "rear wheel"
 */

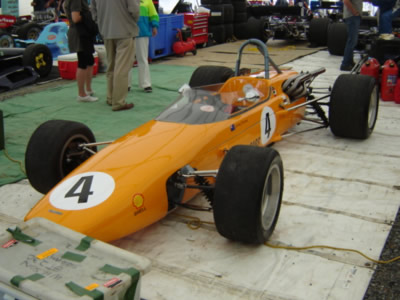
xmin=246 ymin=17 xmax=269 ymax=42
xmin=213 ymin=145 xmax=283 ymax=244
xmin=22 ymin=43 xmax=53 ymax=77
xmin=308 ymin=17 xmax=330 ymax=46
xmin=189 ymin=65 xmax=234 ymax=87
xmin=329 ymin=74 xmax=379 ymax=139
xmin=0 ymin=30 xmax=15 ymax=48
xmin=17 ymin=22 xmax=42 ymax=40
xmin=25 ymin=120 xmax=97 ymax=194
xmin=327 ymin=22 xmax=347 ymax=56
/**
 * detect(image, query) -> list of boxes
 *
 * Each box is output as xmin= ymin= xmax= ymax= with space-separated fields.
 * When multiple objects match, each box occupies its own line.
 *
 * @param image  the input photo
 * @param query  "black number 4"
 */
xmin=264 ymin=112 xmax=271 ymax=138
xmin=65 ymin=176 xmax=94 ymax=203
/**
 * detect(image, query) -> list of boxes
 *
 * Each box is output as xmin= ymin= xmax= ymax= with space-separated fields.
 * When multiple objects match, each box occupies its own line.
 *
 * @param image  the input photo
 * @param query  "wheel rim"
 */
xmin=261 ymin=162 xmax=281 ymax=231
xmin=28 ymin=29 xmax=40 ymax=40
xmin=34 ymin=52 xmax=47 ymax=70
xmin=368 ymin=85 xmax=378 ymax=129
xmin=59 ymin=134 xmax=93 ymax=178
xmin=0 ymin=39 xmax=10 ymax=47
xmin=0 ymin=36 xmax=13 ymax=48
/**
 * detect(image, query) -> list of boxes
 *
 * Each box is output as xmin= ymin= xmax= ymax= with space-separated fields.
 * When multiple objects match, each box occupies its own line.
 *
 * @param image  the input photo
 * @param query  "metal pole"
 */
xmin=0 ymin=110 xmax=4 ymax=150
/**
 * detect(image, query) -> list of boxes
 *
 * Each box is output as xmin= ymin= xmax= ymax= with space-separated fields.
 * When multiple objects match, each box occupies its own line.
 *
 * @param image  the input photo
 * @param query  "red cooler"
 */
xmin=58 ymin=52 xmax=99 ymax=80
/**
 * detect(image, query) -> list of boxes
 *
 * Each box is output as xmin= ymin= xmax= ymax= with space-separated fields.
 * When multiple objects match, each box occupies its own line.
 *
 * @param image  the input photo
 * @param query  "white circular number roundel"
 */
xmin=260 ymin=107 xmax=276 ymax=145
xmin=50 ymin=172 xmax=115 ymax=210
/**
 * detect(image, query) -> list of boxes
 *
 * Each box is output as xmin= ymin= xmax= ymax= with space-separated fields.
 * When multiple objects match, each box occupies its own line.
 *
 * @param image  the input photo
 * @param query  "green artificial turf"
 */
xmin=0 ymin=64 xmax=196 ymax=186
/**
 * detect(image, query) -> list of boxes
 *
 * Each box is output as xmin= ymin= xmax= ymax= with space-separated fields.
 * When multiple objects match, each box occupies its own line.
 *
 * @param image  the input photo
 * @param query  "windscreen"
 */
xmin=156 ymin=87 xmax=232 ymax=125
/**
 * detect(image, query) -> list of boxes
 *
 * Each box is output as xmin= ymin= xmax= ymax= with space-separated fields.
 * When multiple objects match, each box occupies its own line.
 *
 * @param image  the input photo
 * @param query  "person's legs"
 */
xmin=104 ymin=39 xmax=116 ymax=106
xmin=76 ymin=67 xmax=87 ymax=97
xmin=128 ymin=41 xmax=136 ymax=91
xmin=341 ymin=16 xmax=360 ymax=69
xmin=112 ymin=38 xmax=135 ymax=110
xmin=76 ymin=52 xmax=97 ymax=102
xmin=379 ymin=10 xmax=394 ymax=34
xmin=85 ymin=54 xmax=95 ymax=94
xmin=85 ymin=65 xmax=94 ymax=93
xmin=136 ymin=37 xmax=151 ymax=90
xmin=77 ymin=51 xmax=90 ymax=97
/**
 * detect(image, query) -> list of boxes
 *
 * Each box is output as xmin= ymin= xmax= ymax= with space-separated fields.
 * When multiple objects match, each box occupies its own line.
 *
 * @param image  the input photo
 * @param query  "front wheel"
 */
xmin=213 ymin=145 xmax=283 ymax=244
xmin=329 ymin=74 xmax=379 ymax=139
xmin=22 ymin=43 xmax=53 ymax=77
xmin=25 ymin=120 xmax=97 ymax=194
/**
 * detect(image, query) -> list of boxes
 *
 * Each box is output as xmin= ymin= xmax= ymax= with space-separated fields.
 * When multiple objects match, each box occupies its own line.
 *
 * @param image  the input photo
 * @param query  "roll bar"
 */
xmin=234 ymin=39 xmax=282 ymax=79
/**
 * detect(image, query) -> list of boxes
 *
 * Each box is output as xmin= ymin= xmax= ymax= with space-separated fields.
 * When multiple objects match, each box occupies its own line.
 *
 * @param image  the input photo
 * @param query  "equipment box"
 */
xmin=0 ymin=217 xmax=151 ymax=300
xmin=368 ymin=37 xmax=400 ymax=65
xmin=183 ymin=13 xmax=209 ymax=46
xmin=149 ymin=14 xmax=184 ymax=59
xmin=58 ymin=53 xmax=99 ymax=80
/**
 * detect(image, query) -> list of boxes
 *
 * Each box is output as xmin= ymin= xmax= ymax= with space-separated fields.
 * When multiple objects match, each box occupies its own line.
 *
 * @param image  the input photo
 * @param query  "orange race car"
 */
xmin=24 ymin=39 xmax=379 ymax=244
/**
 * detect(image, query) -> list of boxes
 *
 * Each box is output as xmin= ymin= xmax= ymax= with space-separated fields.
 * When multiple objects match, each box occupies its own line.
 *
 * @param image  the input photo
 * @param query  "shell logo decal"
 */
xmin=132 ymin=194 xmax=146 ymax=216
xmin=132 ymin=194 xmax=144 ymax=208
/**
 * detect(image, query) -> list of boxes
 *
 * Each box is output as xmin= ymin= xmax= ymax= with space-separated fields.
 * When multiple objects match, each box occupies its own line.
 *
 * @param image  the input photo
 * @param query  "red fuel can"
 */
xmin=380 ymin=59 xmax=399 ymax=101
xmin=394 ymin=79 xmax=400 ymax=104
xmin=360 ymin=58 xmax=380 ymax=82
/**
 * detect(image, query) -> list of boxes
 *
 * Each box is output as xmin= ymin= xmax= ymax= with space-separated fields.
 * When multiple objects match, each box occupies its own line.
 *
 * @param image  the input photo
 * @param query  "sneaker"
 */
xmin=144 ymin=87 xmax=152 ymax=93
xmin=379 ymin=33 xmax=395 ymax=40
xmin=340 ymin=64 xmax=354 ymax=71
xmin=77 ymin=95 xmax=98 ymax=102
xmin=86 ymin=90 xmax=95 ymax=96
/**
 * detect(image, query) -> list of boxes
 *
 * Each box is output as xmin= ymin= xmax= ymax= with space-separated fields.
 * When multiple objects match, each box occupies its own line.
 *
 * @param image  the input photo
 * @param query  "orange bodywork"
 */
xmin=25 ymin=69 xmax=306 ymax=242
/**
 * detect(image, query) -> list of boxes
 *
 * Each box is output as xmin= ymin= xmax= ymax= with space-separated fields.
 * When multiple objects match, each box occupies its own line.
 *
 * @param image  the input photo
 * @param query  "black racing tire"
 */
xmin=327 ymin=22 xmax=347 ymax=56
xmin=214 ymin=145 xmax=283 ymax=244
xmin=329 ymin=74 xmax=379 ymax=139
xmin=25 ymin=120 xmax=97 ymax=194
xmin=234 ymin=22 xmax=248 ymax=39
xmin=234 ymin=12 xmax=247 ymax=23
xmin=246 ymin=17 xmax=269 ymax=42
xmin=223 ymin=4 xmax=235 ymax=23
xmin=22 ymin=43 xmax=53 ymax=77
xmin=225 ymin=23 xmax=234 ymax=41
xmin=0 ymin=30 xmax=15 ymax=48
xmin=189 ymin=65 xmax=234 ymax=87
xmin=232 ymin=1 xmax=247 ymax=13
xmin=209 ymin=24 xmax=226 ymax=44
xmin=203 ymin=4 xmax=225 ymax=25
xmin=16 ymin=22 xmax=42 ymax=40
xmin=308 ymin=17 xmax=330 ymax=46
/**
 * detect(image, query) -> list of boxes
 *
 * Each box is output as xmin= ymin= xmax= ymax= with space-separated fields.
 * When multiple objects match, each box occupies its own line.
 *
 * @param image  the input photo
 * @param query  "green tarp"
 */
xmin=0 ymin=64 xmax=196 ymax=186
